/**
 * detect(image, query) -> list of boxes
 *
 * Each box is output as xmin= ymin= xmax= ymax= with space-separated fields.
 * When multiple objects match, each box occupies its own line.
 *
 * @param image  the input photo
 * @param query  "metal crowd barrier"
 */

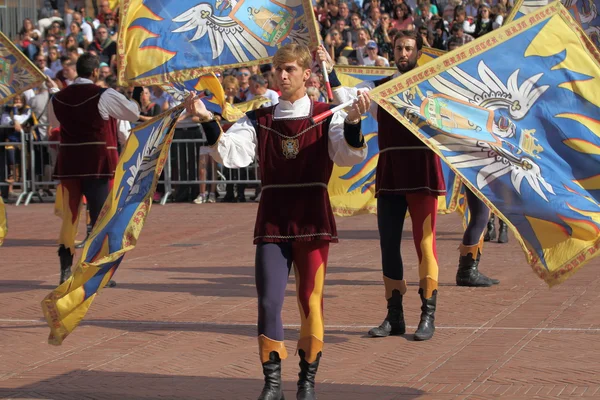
xmin=162 ymin=135 xmax=260 ymax=205
xmin=0 ymin=127 xmax=29 ymax=206
xmin=2 ymin=124 xmax=260 ymax=206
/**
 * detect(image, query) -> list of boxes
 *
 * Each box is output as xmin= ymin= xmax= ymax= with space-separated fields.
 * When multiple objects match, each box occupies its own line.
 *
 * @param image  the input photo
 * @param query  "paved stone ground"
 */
xmin=1 ymin=202 xmax=600 ymax=400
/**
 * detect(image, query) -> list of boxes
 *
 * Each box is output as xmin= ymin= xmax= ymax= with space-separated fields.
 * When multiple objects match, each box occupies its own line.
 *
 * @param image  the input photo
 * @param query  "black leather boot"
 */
xmin=368 ymin=289 xmax=406 ymax=337
xmin=456 ymin=247 xmax=499 ymax=287
xmin=483 ymin=214 xmax=496 ymax=242
xmin=258 ymin=351 xmax=285 ymax=400
xmin=414 ymin=289 xmax=436 ymax=341
xmin=58 ymin=245 xmax=73 ymax=285
xmin=498 ymin=219 xmax=508 ymax=243
xmin=297 ymin=350 xmax=320 ymax=400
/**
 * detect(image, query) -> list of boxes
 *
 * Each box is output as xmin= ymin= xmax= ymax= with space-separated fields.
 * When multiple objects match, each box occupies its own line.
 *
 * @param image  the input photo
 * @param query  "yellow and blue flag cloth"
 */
xmin=117 ymin=0 xmax=320 ymax=86
xmin=418 ymin=46 xmax=446 ymax=67
xmin=328 ymin=65 xmax=461 ymax=217
xmin=370 ymin=1 xmax=600 ymax=286
xmin=41 ymin=106 xmax=185 ymax=345
xmin=0 ymin=31 xmax=45 ymax=105
xmin=161 ymin=72 xmax=245 ymax=121
xmin=328 ymin=66 xmax=393 ymax=216
xmin=507 ymin=0 xmax=600 ymax=49
xmin=0 ymin=197 xmax=6 ymax=246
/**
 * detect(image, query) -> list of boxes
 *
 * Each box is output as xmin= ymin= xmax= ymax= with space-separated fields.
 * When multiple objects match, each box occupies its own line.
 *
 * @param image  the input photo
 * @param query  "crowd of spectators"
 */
xmin=2 ymin=0 xmax=511 ymax=202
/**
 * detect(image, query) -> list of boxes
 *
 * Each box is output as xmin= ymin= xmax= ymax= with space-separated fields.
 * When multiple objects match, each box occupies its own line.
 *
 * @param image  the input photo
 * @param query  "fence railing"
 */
xmin=1 ymin=124 xmax=261 ymax=206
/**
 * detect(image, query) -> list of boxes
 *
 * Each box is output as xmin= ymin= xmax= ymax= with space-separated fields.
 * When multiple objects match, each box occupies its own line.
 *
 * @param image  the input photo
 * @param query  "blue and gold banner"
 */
xmin=118 ymin=0 xmax=320 ymax=86
xmin=507 ymin=0 xmax=600 ymax=48
xmin=0 ymin=31 xmax=45 ymax=105
xmin=370 ymin=2 xmax=600 ymax=286
xmin=0 ymin=197 xmax=6 ymax=246
xmin=41 ymin=106 xmax=184 ymax=345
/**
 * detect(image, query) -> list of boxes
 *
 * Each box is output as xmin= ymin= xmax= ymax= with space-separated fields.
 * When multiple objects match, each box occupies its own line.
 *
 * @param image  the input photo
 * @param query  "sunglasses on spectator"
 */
xmin=238 ymin=72 xmax=250 ymax=76
xmin=215 ymin=73 xmax=221 ymax=77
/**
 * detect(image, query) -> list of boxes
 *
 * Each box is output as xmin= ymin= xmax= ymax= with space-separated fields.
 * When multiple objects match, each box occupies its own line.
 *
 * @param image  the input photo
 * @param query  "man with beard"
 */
xmin=318 ymin=30 xmax=444 ymax=341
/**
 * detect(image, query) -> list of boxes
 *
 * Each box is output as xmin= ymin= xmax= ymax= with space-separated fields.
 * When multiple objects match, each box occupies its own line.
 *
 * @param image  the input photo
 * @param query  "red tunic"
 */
xmin=375 ymin=76 xmax=446 ymax=197
xmin=252 ymin=101 xmax=338 ymax=244
xmin=52 ymin=84 xmax=118 ymax=179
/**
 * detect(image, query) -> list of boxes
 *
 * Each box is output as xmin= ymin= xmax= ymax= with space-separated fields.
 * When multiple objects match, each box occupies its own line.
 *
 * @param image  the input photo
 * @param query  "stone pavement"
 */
xmin=1 ymin=203 xmax=600 ymax=400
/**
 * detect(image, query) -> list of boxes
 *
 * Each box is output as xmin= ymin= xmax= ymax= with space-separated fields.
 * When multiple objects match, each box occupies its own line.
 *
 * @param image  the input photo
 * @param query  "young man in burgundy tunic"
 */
xmin=48 ymin=53 xmax=140 ymax=285
xmin=185 ymin=43 xmax=370 ymax=400
xmin=321 ymin=30 xmax=500 ymax=342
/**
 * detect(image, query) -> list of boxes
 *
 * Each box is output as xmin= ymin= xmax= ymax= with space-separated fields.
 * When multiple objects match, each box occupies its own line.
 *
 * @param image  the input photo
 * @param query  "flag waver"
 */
xmin=41 ymin=106 xmax=184 ymax=345
xmin=328 ymin=66 xmax=462 ymax=216
xmin=0 ymin=31 xmax=45 ymax=105
xmin=369 ymin=2 xmax=600 ymax=286
xmin=118 ymin=0 xmax=320 ymax=86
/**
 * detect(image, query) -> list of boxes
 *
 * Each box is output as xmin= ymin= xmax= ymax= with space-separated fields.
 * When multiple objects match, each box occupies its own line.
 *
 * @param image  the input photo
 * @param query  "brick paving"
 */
xmin=1 ymin=202 xmax=600 ymax=400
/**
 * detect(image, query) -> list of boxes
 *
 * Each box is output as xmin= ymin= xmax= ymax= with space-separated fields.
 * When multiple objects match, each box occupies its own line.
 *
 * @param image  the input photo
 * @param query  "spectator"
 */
xmin=1 ymin=94 xmax=32 ymax=194
xmin=348 ymin=13 xmax=365 ymax=45
xmin=236 ymin=67 xmax=251 ymax=101
xmin=373 ymin=13 xmax=394 ymax=59
xmin=325 ymin=29 xmax=349 ymax=60
xmin=361 ymin=40 xmax=390 ymax=66
xmin=305 ymin=73 xmax=327 ymax=102
xmin=351 ymin=28 xmax=371 ymax=64
xmin=47 ymin=46 xmax=62 ymax=76
xmin=99 ymin=63 xmax=112 ymax=80
xmin=55 ymin=58 xmax=78 ymax=87
xmin=448 ymin=24 xmax=474 ymax=45
xmin=306 ymin=86 xmax=321 ymax=103
xmin=104 ymin=12 xmax=119 ymax=41
xmin=66 ymin=46 xmax=81 ymax=63
xmin=491 ymin=4 xmax=506 ymax=29
xmin=151 ymin=86 xmax=177 ymax=112
xmin=247 ymin=74 xmax=280 ymax=107
xmin=68 ymin=21 xmax=85 ymax=47
xmin=63 ymin=34 xmax=84 ymax=56
xmin=87 ymin=24 xmax=117 ymax=66
xmin=465 ymin=0 xmax=482 ymax=18
xmin=137 ymin=87 xmax=161 ymax=122
xmin=17 ymin=18 xmax=41 ymax=60
xmin=364 ymin=5 xmax=382 ymax=36
xmin=70 ymin=12 xmax=94 ymax=44
xmin=34 ymin=52 xmax=55 ymax=79
xmin=473 ymin=3 xmax=494 ymax=38
xmin=392 ymin=4 xmax=414 ymax=31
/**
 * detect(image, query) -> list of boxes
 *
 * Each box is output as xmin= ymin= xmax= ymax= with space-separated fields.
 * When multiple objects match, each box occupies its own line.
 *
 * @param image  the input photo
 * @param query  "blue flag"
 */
xmin=118 ymin=0 xmax=320 ymax=85
xmin=42 ymin=107 xmax=184 ymax=345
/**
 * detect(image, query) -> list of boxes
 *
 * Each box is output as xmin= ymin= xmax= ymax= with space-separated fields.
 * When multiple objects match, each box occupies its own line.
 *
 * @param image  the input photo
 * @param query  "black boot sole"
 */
xmin=414 ymin=331 xmax=434 ymax=341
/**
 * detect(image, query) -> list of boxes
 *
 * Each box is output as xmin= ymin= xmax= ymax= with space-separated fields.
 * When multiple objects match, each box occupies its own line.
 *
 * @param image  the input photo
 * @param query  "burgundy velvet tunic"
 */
xmin=52 ymin=84 xmax=118 ymax=179
xmin=253 ymin=101 xmax=338 ymax=244
xmin=374 ymin=76 xmax=446 ymax=197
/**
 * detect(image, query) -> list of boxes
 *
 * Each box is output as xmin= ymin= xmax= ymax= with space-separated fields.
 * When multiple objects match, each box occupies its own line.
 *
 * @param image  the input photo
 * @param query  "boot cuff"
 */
xmin=383 ymin=276 xmax=407 ymax=299
xmin=297 ymin=335 xmax=324 ymax=363
xmin=459 ymin=243 xmax=479 ymax=258
xmin=258 ymin=335 xmax=288 ymax=363
xmin=419 ymin=277 xmax=438 ymax=299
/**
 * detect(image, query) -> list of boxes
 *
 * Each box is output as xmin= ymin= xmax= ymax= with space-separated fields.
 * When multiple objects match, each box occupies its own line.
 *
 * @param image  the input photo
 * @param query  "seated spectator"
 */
xmin=306 ymin=86 xmax=321 ymax=103
xmin=55 ymin=58 xmax=77 ymax=87
xmin=34 ymin=52 xmax=55 ymax=79
xmin=473 ymin=3 xmax=494 ymax=38
xmin=47 ymin=46 xmax=62 ymax=76
xmin=138 ymin=87 xmax=161 ymax=122
xmin=247 ymin=74 xmax=279 ymax=107
xmin=151 ymin=86 xmax=177 ymax=112
xmin=99 ymin=62 xmax=112 ymax=80
xmin=361 ymin=40 xmax=390 ymax=66
xmin=104 ymin=12 xmax=119 ymax=41
xmin=491 ymin=4 xmax=506 ymax=29
xmin=448 ymin=24 xmax=475 ymax=46
xmin=392 ymin=4 xmax=414 ymax=31
xmin=63 ymin=34 xmax=84 ymax=56
xmin=87 ymin=24 xmax=117 ymax=66
xmin=17 ymin=18 xmax=41 ymax=60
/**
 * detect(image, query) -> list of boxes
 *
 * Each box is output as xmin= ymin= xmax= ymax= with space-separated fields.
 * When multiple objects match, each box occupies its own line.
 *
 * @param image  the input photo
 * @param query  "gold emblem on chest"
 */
xmin=281 ymin=138 xmax=300 ymax=159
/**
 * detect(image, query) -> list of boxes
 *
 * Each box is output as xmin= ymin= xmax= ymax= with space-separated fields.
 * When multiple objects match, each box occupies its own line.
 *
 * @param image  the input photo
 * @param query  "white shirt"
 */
xmin=211 ymin=94 xmax=367 ymax=168
xmin=48 ymin=77 xmax=140 ymax=128
xmin=362 ymin=56 xmax=390 ymax=67
xmin=246 ymin=88 xmax=280 ymax=108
